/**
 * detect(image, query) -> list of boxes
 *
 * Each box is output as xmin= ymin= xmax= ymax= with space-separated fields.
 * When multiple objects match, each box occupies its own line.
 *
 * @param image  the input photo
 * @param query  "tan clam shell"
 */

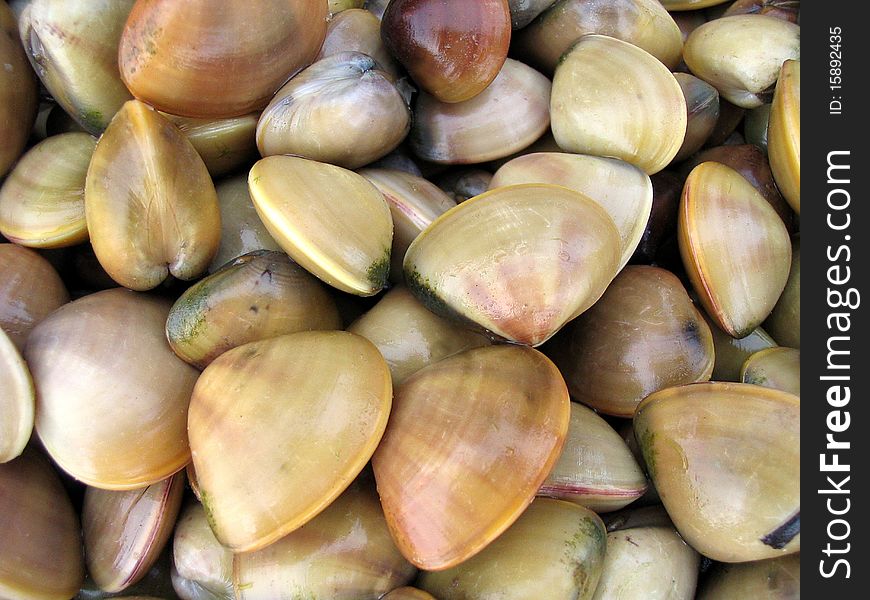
xmin=85 ymin=100 xmax=221 ymax=291
xmin=679 ymin=161 xmax=792 ymax=338
xmin=489 ymin=152 xmax=653 ymax=270
xmin=188 ymin=331 xmax=392 ymax=552
xmin=706 ymin=314 xmax=778 ymax=381
xmin=0 ymin=449 xmax=84 ymax=600
xmin=358 ymin=168 xmax=456 ymax=282
xmin=83 ymin=472 xmax=185 ymax=593
xmin=382 ymin=588 xmax=437 ymax=600
xmin=635 ymin=382 xmax=800 ymax=562
xmin=672 ymin=72 xmax=720 ymax=163
xmin=348 ymin=286 xmax=490 ymax=385
xmin=248 ymin=155 xmax=393 ymax=296
xmin=683 ymin=15 xmax=800 ymax=108
xmin=0 ymin=327 xmax=34 ymax=463
xmin=372 ymin=345 xmax=570 ymax=570
xmin=317 ymin=8 xmax=400 ymax=77
xmin=0 ymin=1 xmax=38 ymax=177
xmin=25 ymin=288 xmax=199 ymax=489
xmin=0 ymin=132 xmax=96 ymax=248
xmin=410 ymin=58 xmax=551 ymax=164
xmin=508 ymin=0 xmax=558 ymax=29
xmin=164 ymin=112 xmax=259 ymax=178
xmin=171 ymin=501 xmax=234 ymax=600
xmin=662 ymin=0 xmax=729 ymax=9
xmin=418 ymin=499 xmax=606 ymax=599
xmin=741 ymin=346 xmax=800 ymax=396
xmin=764 ymin=237 xmax=800 ymax=348
xmin=551 ymin=35 xmax=687 ymax=175
xmin=697 ymin=554 xmax=800 ymax=599
xmin=514 ymin=0 xmax=683 ymax=74
xmin=256 ymin=52 xmax=411 ymax=169
xmin=233 ymin=478 xmax=416 ymax=600
xmin=539 ymin=402 xmax=647 ymax=512
xmin=0 ymin=243 xmax=69 ymax=351
xmin=405 ymin=184 xmax=620 ymax=347
xmin=768 ymin=59 xmax=800 ymax=214
xmin=330 ymin=0 xmax=366 ymax=14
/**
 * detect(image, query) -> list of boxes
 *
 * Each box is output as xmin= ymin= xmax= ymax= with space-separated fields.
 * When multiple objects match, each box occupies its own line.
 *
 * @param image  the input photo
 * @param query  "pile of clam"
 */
xmin=1 ymin=0 xmax=800 ymax=598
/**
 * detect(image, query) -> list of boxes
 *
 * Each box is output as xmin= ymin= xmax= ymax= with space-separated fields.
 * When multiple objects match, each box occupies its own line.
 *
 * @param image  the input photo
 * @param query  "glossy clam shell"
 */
xmin=768 ymin=60 xmax=800 ymax=214
xmin=418 ymin=499 xmax=606 ymax=599
xmin=404 ymin=184 xmax=620 ymax=346
xmin=329 ymin=0 xmax=365 ymax=14
xmin=551 ymin=35 xmax=687 ymax=175
xmin=682 ymin=15 xmax=800 ymax=109
xmin=0 ymin=1 xmax=38 ymax=177
xmin=410 ymin=58 xmax=551 ymax=164
xmin=233 ymin=478 xmax=416 ymax=600
xmin=0 ymin=450 xmax=84 ymax=600
xmin=509 ymin=0 xmax=557 ymax=29
xmin=317 ymin=8 xmax=399 ymax=77
xmin=0 ymin=243 xmax=69 ymax=351
xmin=514 ymin=0 xmax=683 ymax=74
xmin=679 ymin=162 xmax=792 ymax=338
xmin=25 ymin=288 xmax=199 ymax=489
xmin=549 ymin=266 xmax=714 ymax=417
xmin=741 ymin=347 xmax=800 ymax=396
xmin=171 ymin=502 xmax=234 ymax=600
xmin=435 ymin=168 xmax=493 ymax=204
xmin=256 ymin=52 xmax=410 ymax=169
xmin=539 ymin=402 xmax=647 ymax=512
xmin=188 ymin=331 xmax=392 ymax=552
xmin=248 ymin=156 xmax=393 ymax=296
xmin=348 ymin=286 xmax=490 ymax=385
xmin=85 ymin=100 xmax=221 ymax=291
xmin=118 ymin=0 xmax=327 ymax=118
xmin=697 ymin=554 xmax=800 ymax=599
xmin=672 ymin=72 xmax=720 ymax=163
xmin=167 ymin=251 xmax=341 ymax=369
xmin=707 ymin=316 xmax=778 ymax=381
xmin=0 ymin=132 xmax=95 ymax=248
xmin=0 ymin=327 xmax=34 ymax=463
xmin=164 ymin=112 xmax=259 ymax=178
xmin=382 ymin=588 xmax=437 ymax=600
xmin=372 ymin=345 xmax=570 ymax=570
xmin=489 ymin=152 xmax=652 ymax=270
xmin=661 ymin=0 xmax=728 ymax=9
xmin=723 ymin=0 xmax=801 ymax=21
xmin=764 ymin=237 xmax=800 ymax=348
xmin=83 ymin=472 xmax=185 ymax=593
xmin=635 ymin=382 xmax=800 ymax=562
xmin=744 ymin=103 xmax=771 ymax=153
xmin=381 ymin=0 xmax=511 ymax=103
xmin=22 ymin=0 xmax=134 ymax=134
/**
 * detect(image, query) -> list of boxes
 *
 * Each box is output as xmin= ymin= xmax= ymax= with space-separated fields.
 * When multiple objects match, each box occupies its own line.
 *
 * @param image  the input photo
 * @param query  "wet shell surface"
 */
xmin=171 ymin=501 xmax=234 ymax=600
xmin=164 ymin=111 xmax=259 ymax=178
xmin=382 ymin=588 xmax=437 ymax=600
xmin=707 ymin=316 xmax=777 ymax=381
xmin=764 ymin=237 xmax=800 ymax=348
xmin=672 ymin=72 xmax=720 ymax=163
xmin=317 ymin=8 xmax=400 ymax=77
xmin=696 ymin=554 xmax=800 ymax=599
xmin=741 ymin=346 xmax=800 ymax=396
xmin=768 ymin=59 xmax=800 ymax=214
xmin=0 ymin=328 xmax=34 ymax=463
xmin=0 ymin=0 xmax=38 ymax=177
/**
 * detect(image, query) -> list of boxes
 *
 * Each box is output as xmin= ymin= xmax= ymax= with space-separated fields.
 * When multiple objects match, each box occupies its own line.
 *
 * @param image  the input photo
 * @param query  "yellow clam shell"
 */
xmin=0 ymin=328 xmax=34 ymax=463
xmin=768 ymin=59 xmax=800 ymax=214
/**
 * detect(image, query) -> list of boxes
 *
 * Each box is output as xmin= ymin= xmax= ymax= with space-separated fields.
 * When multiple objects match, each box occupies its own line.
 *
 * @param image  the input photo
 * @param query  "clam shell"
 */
xmin=635 ymin=382 xmax=800 ymax=562
xmin=661 ymin=0 xmax=729 ymax=9
xmin=696 ymin=554 xmax=800 ymax=599
xmin=764 ymin=237 xmax=800 ymax=348
xmin=0 ymin=132 xmax=96 ymax=248
xmin=768 ymin=60 xmax=800 ymax=214
xmin=85 ymin=100 xmax=221 ymax=291
xmin=329 ymin=0 xmax=365 ymax=14
xmin=0 ymin=1 xmax=38 ymax=177
xmin=672 ymin=73 xmax=720 ymax=163
xmin=171 ymin=502 xmax=234 ymax=600
xmin=741 ymin=346 xmax=800 ymax=396
xmin=188 ymin=331 xmax=392 ymax=552
xmin=248 ymin=156 xmax=393 ymax=296
xmin=404 ymin=184 xmax=621 ymax=347
xmin=744 ymin=103 xmax=771 ymax=153
xmin=83 ymin=472 xmax=185 ymax=593
xmin=382 ymin=588 xmax=437 ymax=600
xmin=631 ymin=170 xmax=682 ymax=264
xmin=164 ymin=112 xmax=259 ymax=178
xmin=706 ymin=314 xmax=778 ymax=381
xmin=551 ymin=35 xmax=687 ymax=175
xmin=372 ymin=345 xmax=570 ymax=570
xmin=434 ymin=168 xmax=493 ymax=204
xmin=0 ymin=327 xmax=34 ymax=463
xmin=25 ymin=288 xmax=199 ymax=489
xmin=723 ymin=0 xmax=800 ymax=22
xmin=679 ymin=162 xmax=792 ymax=338
xmin=508 ymin=0 xmax=558 ymax=29
xmin=417 ymin=499 xmax=606 ymax=599
xmin=317 ymin=8 xmax=400 ymax=77
xmin=489 ymin=152 xmax=653 ymax=270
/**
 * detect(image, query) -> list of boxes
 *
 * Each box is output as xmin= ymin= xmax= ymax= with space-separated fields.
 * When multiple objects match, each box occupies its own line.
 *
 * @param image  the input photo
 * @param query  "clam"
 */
xmin=706 ymin=314 xmax=778 ymax=381
xmin=0 ymin=0 xmax=38 ymax=177
xmin=549 ymin=266 xmax=715 ymax=417
xmin=166 ymin=250 xmax=341 ymax=369
xmin=0 ymin=132 xmax=96 ymax=248
xmin=164 ymin=112 xmax=259 ymax=178
xmin=697 ymin=554 xmax=800 ymax=599
xmin=358 ymin=168 xmax=456 ymax=282
xmin=631 ymin=171 xmax=681 ymax=264
xmin=679 ymin=162 xmax=792 ymax=338
xmin=410 ymin=58 xmax=551 ymax=164
xmin=0 ymin=243 xmax=69 ymax=351
xmin=768 ymin=59 xmax=800 ymax=214
xmin=705 ymin=99 xmax=746 ymax=147
xmin=317 ymin=8 xmax=400 ymax=77
xmin=83 ymin=472 xmax=185 ymax=593
xmin=347 ymin=286 xmax=491 ymax=385
xmin=188 ymin=331 xmax=392 ymax=552
xmin=551 ymin=35 xmax=687 ymax=175
xmin=635 ymin=382 xmax=800 ymax=562
xmin=723 ymin=0 xmax=801 ymax=22
xmin=366 ymin=0 xmax=390 ymax=20
xmin=508 ymin=0 xmax=557 ymax=29
xmin=85 ymin=100 xmax=221 ymax=291
xmin=0 ymin=327 xmax=34 ymax=463
xmin=171 ymin=502 xmax=234 ymax=600
xmin=330 ymin=0 xmax=365 ymax=14
xmin=25 ymin=288 xmax=199 ymax=489
xmin=514 ymin=0 xmax=683 ymax=74
xmin=764 ymin=237 xmax=800 ymax=348
xmin=0 ymin=449 xmax=84 ymax=600
xmin=256 ymin=52 xmax=411 ymax=169
xmin=538 ymin=401 xmax=647 ymax=512
xmin=382 ymin=588 xmax=437 ymax=600
xmin=744 ymin=103 xmax=772 ymax=153
xmin=404 ymin=184 xmax=621 ymax=346
xmin=118 ymin=0 xmax=327 ymax=118
xmin=434 ymin=169 xmax=493 ymax=204
xmin=248 ymin=156 xmax=393 ymax=296
xmin=683 ymin=15 xmax=800 ymax=108
xmin=21 ymin=0 xmax=134 ymax=133
xmin=372 ymin=345 xmax=570 ymax=569
xmin=741 ymin=346 xmax=800 ymax=396
xmin=489 ymin=152 xmax=653 ymax=270
xmin=417 ymin=499 xmax=606 ymax=599
xmin=661 ymin=0 xmax=729 ymax=8
xmin=381 ymin=0 xmax=511 ymax=103
xmin=672 ymin=73 xmax=720 ymax=163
